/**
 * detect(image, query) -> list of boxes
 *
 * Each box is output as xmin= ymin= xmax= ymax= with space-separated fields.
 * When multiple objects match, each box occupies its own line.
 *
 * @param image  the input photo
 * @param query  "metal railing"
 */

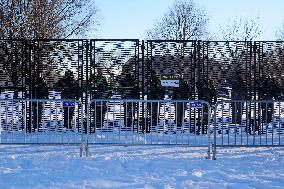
xmin=85 ymin=99 xmax=212 ymax=158
xmin=0 ymin=99 xmax=84 ymax=144
xmin=212 ymin=100 xmax=284 ymax=159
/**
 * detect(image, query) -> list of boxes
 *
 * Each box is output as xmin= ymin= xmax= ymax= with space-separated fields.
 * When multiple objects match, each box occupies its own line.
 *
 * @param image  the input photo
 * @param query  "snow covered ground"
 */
xmin=0 ymin=145 xmax=284 ymax=189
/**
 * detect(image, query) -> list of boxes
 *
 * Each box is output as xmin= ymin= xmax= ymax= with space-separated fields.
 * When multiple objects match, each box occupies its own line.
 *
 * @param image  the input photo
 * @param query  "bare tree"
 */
xmin=0 ymin=0 xmax=100 ymax=92
xmin=219 ymin=16 xmax=262 ymax=41
xmin=219 ymin=17 xmax=264 ymax=128
xmin=0 ymin=0 xmax=99 ymax=39
xmin=276 ymin=20 xmax=284 ymax=40
xmin=146 ymin=0 xmax=209 ymax=40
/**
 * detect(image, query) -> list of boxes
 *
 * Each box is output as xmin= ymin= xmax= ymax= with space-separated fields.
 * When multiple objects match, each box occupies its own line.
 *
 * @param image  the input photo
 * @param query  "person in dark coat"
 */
xmin=27 ymin=76 xmax=48 ymax=132
xmin=90 ymin=68 xmax=111 ymax=132
xmin=147 ymin=70 xmax=165 ymax=132
xmin=196 ymin=78 xmax=217 ymax=134
xmin=257 ymin=75 xmax=281 ymax=134
xmin=56 ymin=70 xmax=81 ymax=129
xmin=172 ymin=77 xmax=191 ymax=130
xmin=118 ymin=65 xmax=140 ymax=130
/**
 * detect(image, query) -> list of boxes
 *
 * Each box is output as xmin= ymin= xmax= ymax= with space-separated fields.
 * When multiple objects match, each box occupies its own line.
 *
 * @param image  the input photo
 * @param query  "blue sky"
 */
xmin=94 ymin=0 xmax=284 ymax=40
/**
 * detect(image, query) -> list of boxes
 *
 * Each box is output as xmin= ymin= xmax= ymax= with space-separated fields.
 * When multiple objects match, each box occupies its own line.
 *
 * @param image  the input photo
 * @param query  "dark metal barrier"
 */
xmin=1 ymin=40 xmax=283 ymax=103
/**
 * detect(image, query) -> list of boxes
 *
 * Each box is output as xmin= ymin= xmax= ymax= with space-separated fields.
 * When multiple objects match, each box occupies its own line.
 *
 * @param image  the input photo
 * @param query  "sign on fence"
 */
xmin=63 ymin=102 xmax=76 ymax=107
xmin=188 ymin=101 xmax=203 ymax=108
xmin=160 ymin=75 xmax=180 ymax=87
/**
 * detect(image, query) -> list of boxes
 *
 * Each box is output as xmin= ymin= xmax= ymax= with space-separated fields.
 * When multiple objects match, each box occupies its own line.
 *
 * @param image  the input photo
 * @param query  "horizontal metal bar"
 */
xmin=82 ymin=143 xmax=209 ymax=147
xmin=215 ymin=145 xmax=284 ymax=148
xmin=31 ymin=39 xmax=86 ymax=42
xmin=89 ymin=99 xmax=209 ymax=104
xmin=0 ymin=99 xmax=81 ymax=103
xmin=0 ymin=143 xmax=81 ymax=145
xmin=147 ymin=40 xmax=196 ymax=43
xmin=90 ymin=39 xmax=139 ymax=42
xmin=218 ymin=100 xmax=284 ymax=103
xmin=1 ymin=39 xmax=283 ymax=43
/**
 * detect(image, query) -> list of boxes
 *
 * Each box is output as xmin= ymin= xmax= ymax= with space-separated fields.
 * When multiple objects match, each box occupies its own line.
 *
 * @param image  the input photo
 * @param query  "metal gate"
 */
xmin=204 ymin=41 xmax=284 ymax=101
xmin=89 ymin=39 xmax=141 ymax=100
xmin=0 ymin=39 xmax=29 ymax=98
xmin=0 ymin=99 xmax=83 ymax=144
xmin=146 ymin=40 xmax=201 ymax=100
xmin=212 ymin=100 xmax=284 ymax=159
xmin=0 ymin=39 xmax=88 ymax=100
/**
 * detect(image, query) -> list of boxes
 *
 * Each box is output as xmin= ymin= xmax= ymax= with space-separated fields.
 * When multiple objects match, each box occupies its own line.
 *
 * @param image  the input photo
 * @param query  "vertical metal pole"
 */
xmin=279 ymin=101 xmax=281 ymax=145
xmin=86 ymin=101 xmax=90 ymax=145
xmin=12 ymin=99 xmax=14 ymax=143
xmin=150 ymin=101 xmax=153 ymax=144
xmin=68 ymin=106 xmax=70 ymax=144
xmin=100 ymin=101 xmax=103 ymax=141
xmin=16 ymin=100 xmax=20 ymax=142
xmin=163 ymin=101 xmax=165 ymax=143
xmin=30 ymin=100 xmax=32 ymax=142
xmin=221 ymin=103 xmax=224 ymax=146
xmin=246 ymin=102 xmax=249 ymax=146
xmin=119 ymin=100 xmax=122 ymax=142
xmin=194 ymin=106 xmax=197 ymax=145
xmin=137 ymin=101 xmax=140 ymax=143
xmin=213 ymin=103 xmax=218 ymax=160
xmin=131 ymin=101 xmax=134 ymax=144
xmin=272 ymin=102 xmax=274 ymax=145
xmin=234 ymin=102 xmax=237 ymax=146
xmin=85 ymin=40 xmax=89 ymax=117
xmin=58 ymin=101 xmax=62 ymax=143
xmin=5 ymin=101 xmax=8 ymax=143
xmin=106 ymin=101 xmax=109 ymax=142
xmin=141 ymin=41 xmax=145 ymax=143
xmin=240 ymin=102 xmax=243 ymax=146
xmin=207 ymin=103 xmax=211 ymax=159
xmin=24 ymin=101 xmax=26 ymax=143
xmin=259 ymin=101 xmax=262 ymax=145
xmin=265 ymin=102 xmax=268 ymax=145
xmin=0 ymin=101 xmax=2 ymax=143
xmin=144 ymin=101 xmax=147 ymax=144
xmin=181 ymin=102 xmax=185 ymax=144
xmin=169 ymin=101 xmax=172 ymax=144
xmin=37 ymin=100 xmax=39 ymax=143
xmin=48 ymin=101 xmax=51 ymax=143
xmin=188 ymin=103 xmax=191 ymax=145
xmin=175 ymin=101 xmax=178 ymax=144
xmin=73 ymin=102 xmax=76 ymax=144
xmin=228 ymin=102 xmax=231 ymax=145
xmin=200 ymin=102 xmax=204 ymax=145
xmin=157 ymin=101 xmax=160 ymax=143
xmin=253 ymin=102 xmax=256 ymax=146
xmin=141 ymin=40 xmax=145 ymax=100
xmin=126 ymin=101 xmax=128 ymax=144
xmin=93 ymin=101 xmax=96 ymax=140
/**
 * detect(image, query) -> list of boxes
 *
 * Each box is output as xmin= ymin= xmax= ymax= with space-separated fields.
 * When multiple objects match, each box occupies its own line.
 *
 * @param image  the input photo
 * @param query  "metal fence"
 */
xmin=85 ymin=99 xmax=211 ymax=158
xmin=1 ymin=40 xmax=283 ymax=104
xmin=3 ymin=98 xmax=284 ymax=159
xmin=212 ymin=100 xmax=284 ymax=159
xmin=0 ymin=99 xmax=83 ymax=144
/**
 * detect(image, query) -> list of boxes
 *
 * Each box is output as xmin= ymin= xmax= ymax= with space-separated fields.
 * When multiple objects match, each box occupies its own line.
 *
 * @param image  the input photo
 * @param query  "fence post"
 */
xmin=206 ymin=102 xmax=211 ymax=159
xmin=80 ymin=99 xmax=90 ymax=157
xmin=212 ymin=103 xmax=218 ymax=160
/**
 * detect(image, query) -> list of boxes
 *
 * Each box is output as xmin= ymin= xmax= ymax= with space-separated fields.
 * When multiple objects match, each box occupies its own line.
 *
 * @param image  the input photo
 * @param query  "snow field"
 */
xmin=0 ymin=145 xmax=284 ymax=189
